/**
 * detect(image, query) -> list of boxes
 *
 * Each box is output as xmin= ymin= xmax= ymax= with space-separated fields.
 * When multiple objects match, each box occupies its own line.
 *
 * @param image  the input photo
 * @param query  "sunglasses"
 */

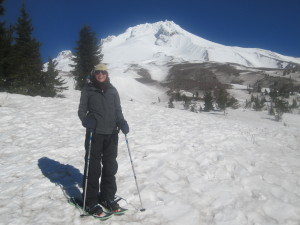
xmin=94 ymin=70 xmax=108 ymax=75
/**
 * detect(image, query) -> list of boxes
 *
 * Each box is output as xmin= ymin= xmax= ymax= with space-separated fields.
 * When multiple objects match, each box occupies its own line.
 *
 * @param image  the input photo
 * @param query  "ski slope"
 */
xmin=0 ymin=73 xmax=300 ymax=225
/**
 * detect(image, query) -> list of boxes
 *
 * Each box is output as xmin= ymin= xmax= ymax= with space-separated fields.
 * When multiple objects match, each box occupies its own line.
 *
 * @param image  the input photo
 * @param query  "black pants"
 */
xmin=83 ymin=131 xmax=118 ymax=207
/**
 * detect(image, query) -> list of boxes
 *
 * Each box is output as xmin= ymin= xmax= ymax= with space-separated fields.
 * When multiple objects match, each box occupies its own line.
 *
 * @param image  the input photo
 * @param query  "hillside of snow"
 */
xmin=1 ymin=65 xmax=300 ymax=224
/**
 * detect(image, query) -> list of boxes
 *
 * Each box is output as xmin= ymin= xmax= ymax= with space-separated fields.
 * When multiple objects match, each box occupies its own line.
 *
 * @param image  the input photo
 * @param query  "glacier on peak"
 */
xmin=56 ymin=50 xmax=73 ymax=60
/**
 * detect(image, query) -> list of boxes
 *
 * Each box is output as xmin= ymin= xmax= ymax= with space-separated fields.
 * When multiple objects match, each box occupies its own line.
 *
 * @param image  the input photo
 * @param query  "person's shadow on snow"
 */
xmin=38 ymin=157 xmax=82 ymax=199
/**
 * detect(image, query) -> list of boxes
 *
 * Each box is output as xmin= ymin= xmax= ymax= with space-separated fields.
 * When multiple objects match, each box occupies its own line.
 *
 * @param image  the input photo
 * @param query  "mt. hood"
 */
xmin=101 ymin=20 xmax=300 ymax=70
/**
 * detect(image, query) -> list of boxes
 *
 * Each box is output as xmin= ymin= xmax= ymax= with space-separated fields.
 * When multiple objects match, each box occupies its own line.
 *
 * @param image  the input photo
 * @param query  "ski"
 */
xmin=68 ymin=197 xmax=113 ymax=220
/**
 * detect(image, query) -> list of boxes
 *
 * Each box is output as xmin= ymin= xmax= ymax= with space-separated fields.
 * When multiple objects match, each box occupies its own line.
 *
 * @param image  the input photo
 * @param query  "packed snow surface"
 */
xmin=1 ymin=71 xmax=300 ymax=225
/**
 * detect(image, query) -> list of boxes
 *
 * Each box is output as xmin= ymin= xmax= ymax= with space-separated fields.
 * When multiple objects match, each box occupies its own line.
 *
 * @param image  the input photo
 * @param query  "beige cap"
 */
xmin=94 ymin=63 xmax=108 ymax=71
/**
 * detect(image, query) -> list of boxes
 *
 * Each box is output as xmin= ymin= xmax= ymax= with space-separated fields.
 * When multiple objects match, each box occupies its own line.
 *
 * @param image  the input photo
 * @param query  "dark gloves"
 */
xmin=83 ymin=114 xmax=97 ymax=130
xmin=118 ymin=119 xmax=129 ymax=134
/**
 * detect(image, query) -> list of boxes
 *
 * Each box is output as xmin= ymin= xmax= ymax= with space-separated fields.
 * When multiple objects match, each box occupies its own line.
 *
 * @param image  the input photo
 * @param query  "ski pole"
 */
xmin=81 ymin=129 xmax=93 ymax=216
xmin=125 ymin=134 xmax=146 ymax=212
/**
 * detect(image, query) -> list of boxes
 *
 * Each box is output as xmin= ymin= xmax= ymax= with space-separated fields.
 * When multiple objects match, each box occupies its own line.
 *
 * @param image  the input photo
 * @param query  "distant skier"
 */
xmin=78 ymin=63 xmax=129 ymax=217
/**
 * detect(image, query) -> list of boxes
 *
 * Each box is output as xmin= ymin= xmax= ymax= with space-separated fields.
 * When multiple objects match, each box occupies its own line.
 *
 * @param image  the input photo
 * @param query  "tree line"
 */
xmin=0 ymin=1 xmax=101 ymax=97
xmin=245 ymin=88 xmax=299 ymax=121
xmin=168 ymin=88 xmax=239 ymax=114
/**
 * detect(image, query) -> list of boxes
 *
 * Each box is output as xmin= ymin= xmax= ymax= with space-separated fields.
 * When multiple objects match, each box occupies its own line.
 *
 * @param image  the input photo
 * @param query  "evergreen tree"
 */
xmin=203 ymin=91 xmax=214 ymax=112
xmin=0 ymin=0 xmax=3 ymax=15
xmin=168 ymin=97 xmax=174 ymax=108
xmin=0 ymin=0 xmax=14 ymax=91
xmin=174 ymin=90 xmax=181 ymax=101
xmin=269 ymin=102 xmax=275 ymax=115
xmin=183 ymin=98 xmax=191 ymax=110
xmin=291 ymin=98 xmax=298 ymax=109
xmin=72 ymin=25 xmax=102 ymax=90
xmin=257 ymin=84 xmax=262 ymax=93
xmin=11 ymin=2 xmax=44 ymax=95
xmin=269 ymin=89 xmax=278 ymax=102
xmin=227 ymin=96 xmax=239 ymax=109
xmin=275 ymin=98 xmax=289 ymax=113
xmin=253 ymin=96 xmax=264 ymax=111
xmin=274 ymin=97 xmax=289 ymax=121
xmin=41 ymin=58 xmax=67 ymax=97
xmin=215 ymin=88 xmax=228 ymax=113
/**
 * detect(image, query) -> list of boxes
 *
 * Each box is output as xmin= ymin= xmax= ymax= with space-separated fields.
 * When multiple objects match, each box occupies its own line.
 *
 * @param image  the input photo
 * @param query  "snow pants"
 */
xmin=83 ymin=131 xmax=118 ymax=207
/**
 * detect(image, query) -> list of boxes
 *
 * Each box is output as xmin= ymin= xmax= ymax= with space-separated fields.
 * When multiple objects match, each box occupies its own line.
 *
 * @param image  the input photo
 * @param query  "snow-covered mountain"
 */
xmin=53 ymin=20 xmax=300 ymax=75
xmin=44 ymin=50 xmax=74 ymax=72
xmin=102 ymin=20 xmax=300 ymax=69
xmin=49 ymin=20 xmax=300 ymax=103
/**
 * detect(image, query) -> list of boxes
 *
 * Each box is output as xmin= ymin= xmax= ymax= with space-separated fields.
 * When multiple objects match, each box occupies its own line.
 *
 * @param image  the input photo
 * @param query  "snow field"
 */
xmin=0 ymin=90 xmax=300 ymax=225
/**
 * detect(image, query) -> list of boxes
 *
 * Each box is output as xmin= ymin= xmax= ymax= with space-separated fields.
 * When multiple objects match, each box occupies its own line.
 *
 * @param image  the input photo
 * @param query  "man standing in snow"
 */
xmin=78 ymin=63 xmax=129 ymax=217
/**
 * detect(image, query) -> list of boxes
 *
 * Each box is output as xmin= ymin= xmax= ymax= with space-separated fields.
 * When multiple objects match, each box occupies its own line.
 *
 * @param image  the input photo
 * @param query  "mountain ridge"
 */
xmin=52 ymin=20 xmax=300 ymax=74
xmin=101 ymin=20 xmax=300 ymax=69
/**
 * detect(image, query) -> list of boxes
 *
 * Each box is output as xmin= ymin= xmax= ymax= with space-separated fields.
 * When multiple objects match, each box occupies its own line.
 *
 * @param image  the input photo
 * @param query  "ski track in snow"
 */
xmin=0 ymin=91 xmax=300 ymax=225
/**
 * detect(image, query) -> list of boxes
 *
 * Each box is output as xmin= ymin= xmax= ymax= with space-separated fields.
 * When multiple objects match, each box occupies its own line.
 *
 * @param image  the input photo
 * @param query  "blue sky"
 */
xmin=2 ymin=0 xmax=300 ymax=63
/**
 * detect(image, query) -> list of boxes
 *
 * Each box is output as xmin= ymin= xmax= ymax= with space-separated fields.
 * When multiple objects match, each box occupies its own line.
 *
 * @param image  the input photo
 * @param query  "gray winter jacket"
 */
xmin=78 ymin=83 xmax=124 ymax=134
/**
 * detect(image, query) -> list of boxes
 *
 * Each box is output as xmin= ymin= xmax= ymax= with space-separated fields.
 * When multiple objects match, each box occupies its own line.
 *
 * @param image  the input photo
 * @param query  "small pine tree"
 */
xmin=182 ymin=94 xmax=187 ymax=103
xmin=253 ymin=96 xmax=264 ymax=111
xmin=72 ymin=25 xmax=102 ymax=90
xmin=275 ymin=98 xmax=289 ymax=113
xmin=41 ymin=58 xmax=68 ymax=97
xmin=269 ymin=89 xmax=278 ymax=102
xmin=174 ymin=90 xmax=181 ymax=101
xmin=274 ymin=97 xmax=289 ymax=121
xmin=203 ymin=91 xmax=214 ymax=112
xmin=257 ymin=84 xmax=262 ymax=93
xmin=269 ymin=102 xmax=275 ymax=115
xmin=275 ymin=109 xmax=283 ymax=122
xmin=215 ymin=88 xmax=228 ymax=113
xmin=291 ymin=98 xmax=298 ymax=109
xmin=168 ymin=98 xmax=174 ymax=108
xmin=184 ymin=98 xmax=191 ymax=110
xmin=227 ymin=96 xmax=239 ymax=109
